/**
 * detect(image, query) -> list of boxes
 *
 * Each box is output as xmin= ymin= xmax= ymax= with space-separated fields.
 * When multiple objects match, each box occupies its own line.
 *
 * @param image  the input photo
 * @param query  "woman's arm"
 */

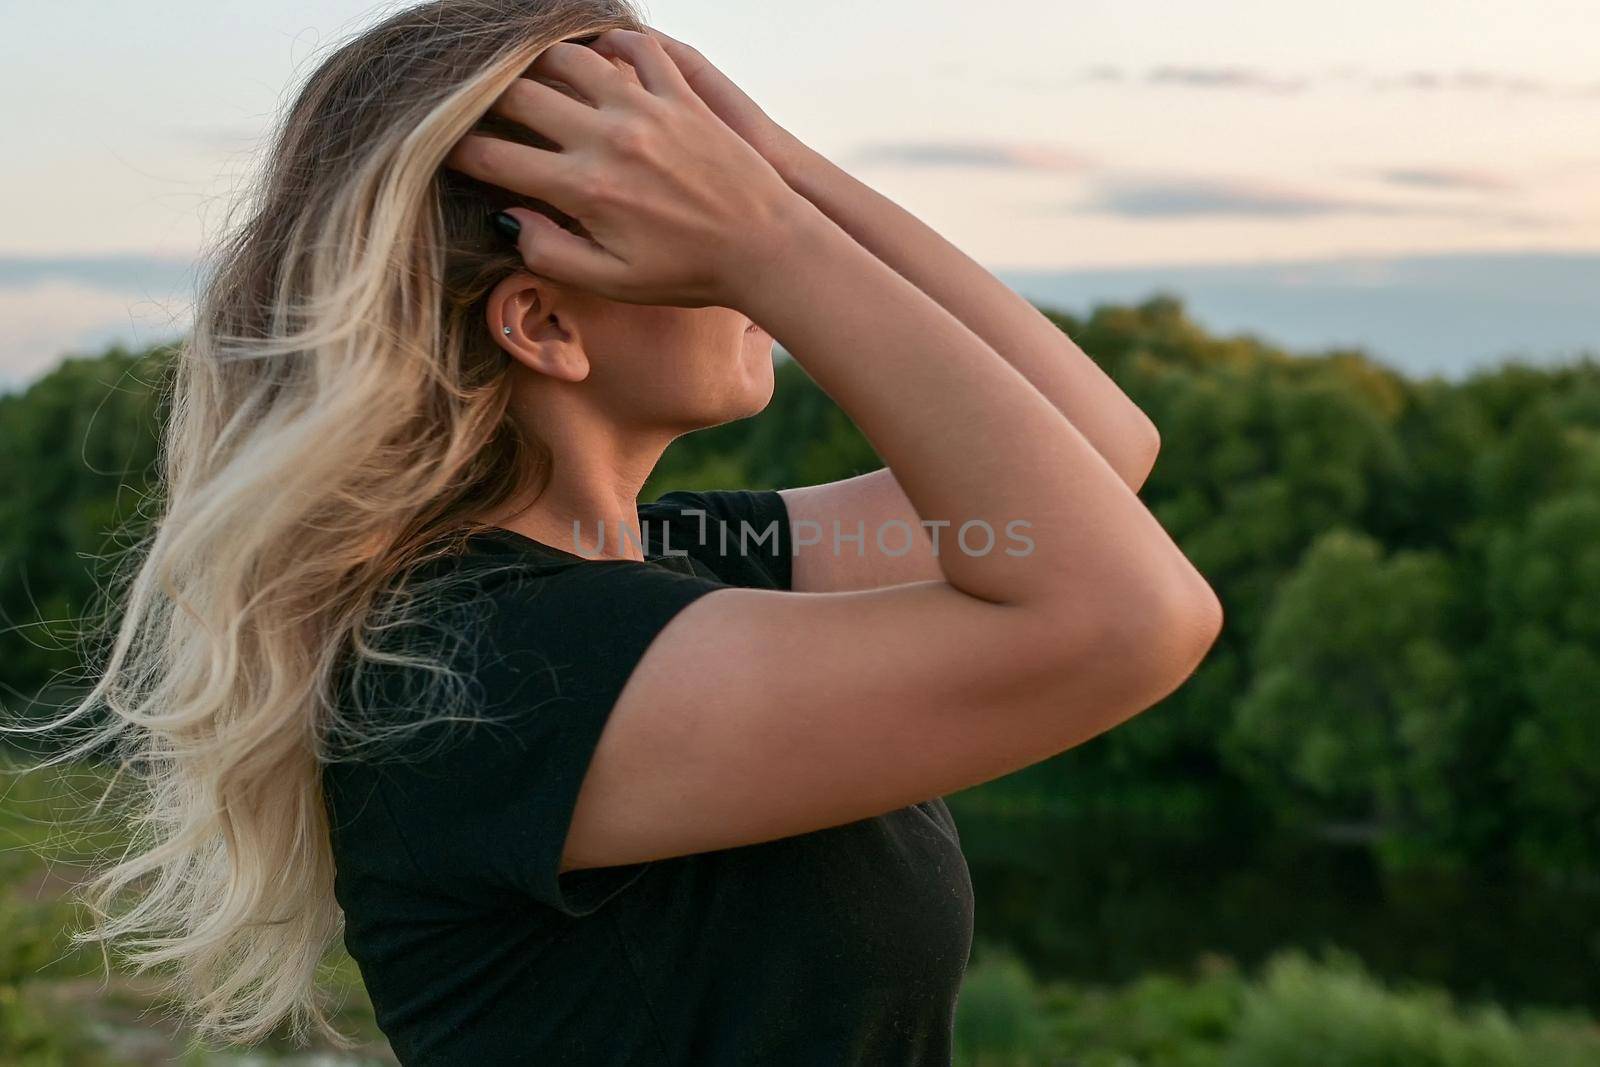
xmin=635 ymin=28 xmax=1160 ymax=592
xmin=777 ymin=143 xmax=1159 ymax=489
xmin=448 ymin=31 xmax=1222 ymax=870
xmin=775 ymin=145 xmax=1159 ymax=591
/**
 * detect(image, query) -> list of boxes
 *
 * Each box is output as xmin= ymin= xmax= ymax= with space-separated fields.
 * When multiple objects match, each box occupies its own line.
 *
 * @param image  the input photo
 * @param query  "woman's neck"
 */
xmin=488 ymin=416 xmax=675 ymax=562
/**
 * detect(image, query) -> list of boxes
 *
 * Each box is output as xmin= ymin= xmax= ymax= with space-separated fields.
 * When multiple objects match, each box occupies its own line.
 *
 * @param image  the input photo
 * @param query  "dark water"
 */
xmin=952 ymin=804 xmax=1600 ymax=1013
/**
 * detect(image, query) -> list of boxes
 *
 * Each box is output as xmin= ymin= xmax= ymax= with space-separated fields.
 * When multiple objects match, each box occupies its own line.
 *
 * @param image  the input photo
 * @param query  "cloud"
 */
xmin=1374 ymin=167 xmax=1517 ymax=193
xmin=1074 ymin=176 xmax=1550 ymax=226
xmin=1374 ymin=70 xmax=1548 ymax=96
xmin=1145 ymin=65 xmax=1308 ymax=95
xmin=1037 ymin=64 xmax=1307 ymax=94
xmin=841 ymin=139 xmax=1552 ymax=230
xmin=1082 ymin=178 xmax=1397 ymax=218
xmin=1067 ymin=65 xmax=1595 ymax=99
xmin=1082 ymin=65 xmax=1124 ymax=83
xmin=845 ymin=140 xmax=1090 ymax=174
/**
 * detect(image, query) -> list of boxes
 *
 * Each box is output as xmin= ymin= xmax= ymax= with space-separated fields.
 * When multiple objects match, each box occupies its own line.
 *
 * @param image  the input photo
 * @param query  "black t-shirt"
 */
xmin=321 ymin=489 xmax=975 ymax=1066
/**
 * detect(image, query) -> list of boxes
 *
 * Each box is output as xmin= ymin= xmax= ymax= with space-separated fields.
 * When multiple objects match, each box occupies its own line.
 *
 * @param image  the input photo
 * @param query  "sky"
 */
xmin=2 ymin=0 xmax=1597 ymax=389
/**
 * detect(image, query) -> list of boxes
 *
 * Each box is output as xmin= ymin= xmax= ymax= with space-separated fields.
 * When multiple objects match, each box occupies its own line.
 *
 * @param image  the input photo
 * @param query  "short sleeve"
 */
xmin=643 ymin=489 xmax=793 ymax=591
xmin=360 ymin=558 xmax=725 ymax=917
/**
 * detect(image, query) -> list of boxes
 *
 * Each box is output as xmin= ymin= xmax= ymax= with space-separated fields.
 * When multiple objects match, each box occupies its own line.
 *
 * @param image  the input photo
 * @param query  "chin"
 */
xmin=713 ymin=386 xmax=774 ymax=428
xmin=658 ymin=384 xmax=769 ymax=437
xmin=702 ymin=374 xmax=775 ymax=430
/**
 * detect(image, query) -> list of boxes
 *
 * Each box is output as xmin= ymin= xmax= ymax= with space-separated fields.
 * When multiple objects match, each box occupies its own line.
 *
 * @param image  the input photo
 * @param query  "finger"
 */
xmin=587 ymin=28 xmax=692 ymax=99
xmin=443 ymin=133 xmax=586 ymax=211
xmin=487 ymin=76 xmax=605 ymax=151
xmin=585 ymin=49 xmax=647 ymax=92
xmin=642 ymin=26 xmax=702 ymax=68
xmin=529 ymin=40 xmax=634 ymax=108
xmin=499 ymin=206 xmax=628 ymax=293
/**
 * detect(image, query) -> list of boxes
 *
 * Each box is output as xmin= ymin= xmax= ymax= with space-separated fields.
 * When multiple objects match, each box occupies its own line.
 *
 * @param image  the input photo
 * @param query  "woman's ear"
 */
xmin=487 ymin=270 xmax=590 ymax=383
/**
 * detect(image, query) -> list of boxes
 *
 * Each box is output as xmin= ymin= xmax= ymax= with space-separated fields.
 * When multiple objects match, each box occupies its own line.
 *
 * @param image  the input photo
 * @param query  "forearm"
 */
xmin=777 ymin=143 xmax=1160 ymax=490
xmin=735 ymin=195 xmax=1208 ymax=615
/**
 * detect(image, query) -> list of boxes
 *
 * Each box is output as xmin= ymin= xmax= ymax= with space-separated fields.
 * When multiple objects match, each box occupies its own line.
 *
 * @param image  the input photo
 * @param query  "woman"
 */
xmin=27 ymin=1 xmax=1221 ymax=1062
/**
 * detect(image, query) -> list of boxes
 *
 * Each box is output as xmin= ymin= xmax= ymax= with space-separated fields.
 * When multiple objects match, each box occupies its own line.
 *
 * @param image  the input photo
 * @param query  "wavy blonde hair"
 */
xmin=3 ymin=0 xmax=648 ymax=1049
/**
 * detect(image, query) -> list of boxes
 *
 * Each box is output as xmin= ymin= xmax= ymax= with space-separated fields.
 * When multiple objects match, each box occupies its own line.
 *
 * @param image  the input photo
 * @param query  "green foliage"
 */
xmin=1038 ymin=955 xmax=1243 ymax=1067
xmin=1484 ymin=487 xmax=1600 ymax=872
xmin=0 ymin=758 xmax=395 ymax=1063
xmin=0 ymin=343 xmax=169 ymax=738
xmin=1225 ymin=949 xmax=1600 ymax=1067
xmin=940 ymin=299 xmax=1600 ymax=881
xmin=1225 ymin=529 xmax=1470 ymax=858
xmin=954 ymin=948 xmax=1600 ymax=1067
xmin=0 ymin=979 xmax=116 ymax=1066
xmin=954 ymin=943 xmax=1053 ymax=1066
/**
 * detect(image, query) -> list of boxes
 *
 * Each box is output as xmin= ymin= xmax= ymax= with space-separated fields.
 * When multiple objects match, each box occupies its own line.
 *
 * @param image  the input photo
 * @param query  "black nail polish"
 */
xmin=490 ymin=211 xmax=521 ymax=241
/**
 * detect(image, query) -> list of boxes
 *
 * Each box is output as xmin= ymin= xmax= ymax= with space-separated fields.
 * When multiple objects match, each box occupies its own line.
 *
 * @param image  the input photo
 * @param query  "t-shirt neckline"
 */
xmin=468 ymin=523 xmax=700 ymax=575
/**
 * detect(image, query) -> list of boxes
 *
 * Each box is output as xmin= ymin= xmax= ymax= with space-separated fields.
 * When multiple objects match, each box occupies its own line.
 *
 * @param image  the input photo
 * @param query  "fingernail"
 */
xmin=490 ymin=211 xmax=521 ymax=241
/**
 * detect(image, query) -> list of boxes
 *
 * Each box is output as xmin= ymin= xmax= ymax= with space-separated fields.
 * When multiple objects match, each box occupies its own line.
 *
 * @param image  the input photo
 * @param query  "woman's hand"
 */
xmin=443 ymin=29 xmax=810 ymax=309
xmin=619 ymin=26 xmax=809 ymax=180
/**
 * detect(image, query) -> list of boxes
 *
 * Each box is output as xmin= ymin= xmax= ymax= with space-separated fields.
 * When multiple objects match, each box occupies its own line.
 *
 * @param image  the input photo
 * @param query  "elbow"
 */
xmin=1005 ymin=578 xmax=1224 ymax=743
xmin=1181 ymin=580 xmax=1225 ymax=665
xmin=1139 ymin=577 xmax=1224 ymax=695
xmin=1062 ymin=576 xmax=1224 ymax=710
xmin=1122 ymin=413 xmax=1161 ymax=490
xmin=1146 ymin=571 xmax=1224 ymax=666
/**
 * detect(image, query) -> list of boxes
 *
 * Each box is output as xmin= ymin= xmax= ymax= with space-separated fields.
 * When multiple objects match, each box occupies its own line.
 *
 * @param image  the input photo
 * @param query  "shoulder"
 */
xmin=401 ymin=549 xmax=727 ymax=686
xmin=640 ymin=488 xmax=793 ymax=590
xmin=330 ymin=542 xmax=723 ymax=755
xmin=325 ymin=536 xmax=734 ymax=911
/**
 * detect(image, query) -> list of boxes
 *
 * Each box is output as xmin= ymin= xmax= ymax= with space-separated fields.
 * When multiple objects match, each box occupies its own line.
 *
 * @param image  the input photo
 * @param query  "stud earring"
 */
xmin=502 ymin=326 xmax=512 ymax=335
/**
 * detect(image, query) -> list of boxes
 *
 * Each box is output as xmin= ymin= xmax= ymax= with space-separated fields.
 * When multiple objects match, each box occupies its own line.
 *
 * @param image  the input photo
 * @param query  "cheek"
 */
xmin=594 ymin=310 xmax=726 ymax=393
xmin=590 ymin=308 xmax=771 ymax=422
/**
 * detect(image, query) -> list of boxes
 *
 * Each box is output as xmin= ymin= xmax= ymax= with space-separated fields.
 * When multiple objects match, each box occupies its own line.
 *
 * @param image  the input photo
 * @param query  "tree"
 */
xmin=1484 ymin=485 xmax=1600 ymax=876
xmin=1224 ymin=528 xmax=1469 ymax=862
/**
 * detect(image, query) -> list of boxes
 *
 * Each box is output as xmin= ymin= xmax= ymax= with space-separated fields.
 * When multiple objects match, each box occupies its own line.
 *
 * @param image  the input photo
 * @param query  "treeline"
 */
xmin=3 ymin=295 xmax=1597 ymax=880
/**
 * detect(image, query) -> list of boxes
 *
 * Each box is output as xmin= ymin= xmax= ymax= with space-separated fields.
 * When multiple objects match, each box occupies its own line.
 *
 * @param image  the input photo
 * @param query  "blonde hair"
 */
xmin=2 ymin=0 xmax=646 ymax=1049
